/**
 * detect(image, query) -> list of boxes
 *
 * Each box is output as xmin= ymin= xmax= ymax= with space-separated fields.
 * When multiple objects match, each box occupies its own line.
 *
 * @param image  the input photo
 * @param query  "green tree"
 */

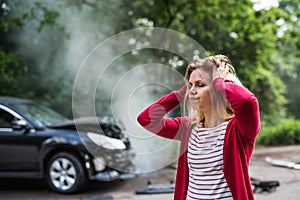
xmin=274 ymin=0 xmax=300 ymax=119
xmin=0 ymin=0 xmax=72 ymax=116
xmin=1 ymin=0 xmax=298 ymax=125
xmin=101 ymin=0 xmax=288 ymax=124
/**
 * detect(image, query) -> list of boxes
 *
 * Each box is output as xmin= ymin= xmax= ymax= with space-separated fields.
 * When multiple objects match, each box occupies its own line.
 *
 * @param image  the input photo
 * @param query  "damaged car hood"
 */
xmin=50 ymin=116 xmax=126 ymax=139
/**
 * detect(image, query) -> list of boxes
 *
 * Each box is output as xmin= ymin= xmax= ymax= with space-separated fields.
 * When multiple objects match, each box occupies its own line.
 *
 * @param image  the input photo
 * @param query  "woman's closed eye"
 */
xmin=189 ymin=82 xmax=205 ymax=88
xmin=197 ymin=82 xmax=205 ymax=87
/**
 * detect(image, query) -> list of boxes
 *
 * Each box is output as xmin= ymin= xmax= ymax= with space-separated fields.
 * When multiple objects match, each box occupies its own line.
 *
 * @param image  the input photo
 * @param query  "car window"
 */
xmin=11 ymin=102 xmax=69 ymax=127
xmin=0 ymin=108 xmax=14 ymax=129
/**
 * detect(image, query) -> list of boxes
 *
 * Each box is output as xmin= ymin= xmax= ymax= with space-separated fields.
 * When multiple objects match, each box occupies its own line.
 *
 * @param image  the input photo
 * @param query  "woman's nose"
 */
xmin=189 ymin=87 xmax=196 ymax=95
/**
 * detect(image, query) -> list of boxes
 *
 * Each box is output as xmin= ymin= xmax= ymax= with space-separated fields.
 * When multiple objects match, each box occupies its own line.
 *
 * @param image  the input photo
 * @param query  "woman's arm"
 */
xmin=214 ymin=78 xmax=261 ymax=141
xmin=137 ymin=86 xmax=188 ymax=140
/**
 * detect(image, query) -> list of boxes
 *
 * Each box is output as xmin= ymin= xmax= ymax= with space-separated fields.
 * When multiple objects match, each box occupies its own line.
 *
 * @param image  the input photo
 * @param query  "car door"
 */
xmin=0 ymin=106 xmax=39 ymax=173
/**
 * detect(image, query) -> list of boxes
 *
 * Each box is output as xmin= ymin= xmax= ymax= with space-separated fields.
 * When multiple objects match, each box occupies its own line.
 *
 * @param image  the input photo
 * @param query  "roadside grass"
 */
xmin=256 ymin=118 xmax=300 ymax=146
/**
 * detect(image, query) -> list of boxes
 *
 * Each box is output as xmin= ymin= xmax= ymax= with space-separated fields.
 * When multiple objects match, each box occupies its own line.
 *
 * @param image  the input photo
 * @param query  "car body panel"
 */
xmin=0 ymin=96 xmax=135 ymax=190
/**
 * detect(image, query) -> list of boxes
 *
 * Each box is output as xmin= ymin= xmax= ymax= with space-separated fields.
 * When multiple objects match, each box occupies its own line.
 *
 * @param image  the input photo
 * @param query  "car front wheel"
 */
xmin=46 ymin=152 xmax=86 ymax=193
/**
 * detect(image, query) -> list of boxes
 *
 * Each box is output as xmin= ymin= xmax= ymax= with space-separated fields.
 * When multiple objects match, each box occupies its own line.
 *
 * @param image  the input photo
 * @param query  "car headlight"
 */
xmin=87 ymin=132 xmax=126 ymax=150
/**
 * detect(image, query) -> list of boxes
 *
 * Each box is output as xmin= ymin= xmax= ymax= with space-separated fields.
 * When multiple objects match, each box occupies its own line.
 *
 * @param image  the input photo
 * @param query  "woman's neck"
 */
xmin=203 ymin=111 xmax=224 ymax=128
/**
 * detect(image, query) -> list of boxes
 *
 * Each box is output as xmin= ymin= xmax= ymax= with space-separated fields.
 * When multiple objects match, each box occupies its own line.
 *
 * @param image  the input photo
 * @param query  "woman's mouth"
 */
xmin=189 ymin=97 xmax=199 ymax=102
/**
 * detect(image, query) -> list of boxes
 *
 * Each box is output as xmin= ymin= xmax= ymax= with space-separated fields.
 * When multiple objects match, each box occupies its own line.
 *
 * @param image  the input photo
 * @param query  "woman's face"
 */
xmin=188 ymin=68 xmax=212 ymax=111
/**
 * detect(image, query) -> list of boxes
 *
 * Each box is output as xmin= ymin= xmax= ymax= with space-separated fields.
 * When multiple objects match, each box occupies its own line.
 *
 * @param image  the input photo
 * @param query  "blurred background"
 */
xmin=1 ymin=0 xmax=300 ymax=147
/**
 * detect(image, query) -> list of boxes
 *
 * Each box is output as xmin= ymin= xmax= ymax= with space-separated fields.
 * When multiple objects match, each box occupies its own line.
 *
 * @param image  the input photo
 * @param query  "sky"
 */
xmin=252 ymin=0 xmax=279 ymax=11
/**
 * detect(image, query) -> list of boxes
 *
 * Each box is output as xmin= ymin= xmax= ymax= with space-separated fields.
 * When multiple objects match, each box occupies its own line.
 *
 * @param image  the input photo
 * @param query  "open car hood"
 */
xmin=50 ymin=116 xmax=125 ymax=139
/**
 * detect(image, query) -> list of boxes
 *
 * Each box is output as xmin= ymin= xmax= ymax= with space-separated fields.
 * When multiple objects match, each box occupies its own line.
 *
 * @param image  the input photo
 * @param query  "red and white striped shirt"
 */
xmin=187 ymin=121 xmax=233 ymax=200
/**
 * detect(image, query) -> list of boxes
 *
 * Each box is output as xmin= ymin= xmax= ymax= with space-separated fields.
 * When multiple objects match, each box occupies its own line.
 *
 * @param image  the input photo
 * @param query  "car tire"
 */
xmin=45 ymin=152 xmax=87 ymax=194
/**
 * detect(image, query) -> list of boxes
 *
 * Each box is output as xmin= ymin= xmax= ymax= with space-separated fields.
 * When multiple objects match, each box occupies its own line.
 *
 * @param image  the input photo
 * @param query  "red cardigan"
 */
xmin=137 ymin=78 xmax=261 ymax=200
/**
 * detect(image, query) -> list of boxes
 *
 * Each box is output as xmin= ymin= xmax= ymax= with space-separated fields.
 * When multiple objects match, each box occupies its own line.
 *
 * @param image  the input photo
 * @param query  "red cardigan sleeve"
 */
xmin=137 ymin=86 xmax=188 ymax=140
xmin=214 ymin=78 xmax=261 ymax=141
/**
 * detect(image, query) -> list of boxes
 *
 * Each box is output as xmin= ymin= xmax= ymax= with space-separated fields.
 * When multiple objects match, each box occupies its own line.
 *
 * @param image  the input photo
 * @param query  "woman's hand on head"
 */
xmin=212 ymin=57 xmax=243 ymax=86
xmin=212 ymin=58 xmax=229 ymax=80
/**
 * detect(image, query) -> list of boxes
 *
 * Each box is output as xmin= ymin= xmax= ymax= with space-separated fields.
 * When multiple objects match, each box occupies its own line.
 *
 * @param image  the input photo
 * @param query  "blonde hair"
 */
xmin=183 ymin=54 xmax=237 ymax=125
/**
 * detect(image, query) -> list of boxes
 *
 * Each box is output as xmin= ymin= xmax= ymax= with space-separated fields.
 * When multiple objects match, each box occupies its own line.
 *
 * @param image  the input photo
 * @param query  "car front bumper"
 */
xmin=90 ymin=169 xmax=136 ymax=182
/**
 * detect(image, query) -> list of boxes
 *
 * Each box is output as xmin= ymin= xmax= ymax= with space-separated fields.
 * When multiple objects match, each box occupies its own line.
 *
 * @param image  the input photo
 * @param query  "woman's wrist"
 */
xmin=174 ymin=85 xmax=187 ymax=103
xmin=212 ymin=71 xmax=224 ymax=81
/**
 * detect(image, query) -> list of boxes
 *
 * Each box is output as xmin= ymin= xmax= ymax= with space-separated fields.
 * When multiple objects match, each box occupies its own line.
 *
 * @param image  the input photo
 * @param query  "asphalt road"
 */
xmin=0 ymin=145 xmax=300 ymax=200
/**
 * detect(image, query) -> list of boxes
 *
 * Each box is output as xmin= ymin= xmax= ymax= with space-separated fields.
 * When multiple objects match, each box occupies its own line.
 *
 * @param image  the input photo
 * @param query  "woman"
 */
xmin=137 ymin=55 xmax=260 ymax=200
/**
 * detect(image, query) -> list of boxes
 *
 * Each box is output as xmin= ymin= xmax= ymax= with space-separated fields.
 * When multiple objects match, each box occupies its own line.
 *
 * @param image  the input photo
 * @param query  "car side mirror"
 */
xmin=12 ymin=119 xmax=28 ymax=130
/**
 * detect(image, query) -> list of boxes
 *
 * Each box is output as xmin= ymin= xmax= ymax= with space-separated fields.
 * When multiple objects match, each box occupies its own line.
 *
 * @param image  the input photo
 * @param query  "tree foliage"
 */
xmin=102 ymin=0 xmax=290 ymax=124
xmin=274 ymin=0 xmax=300 ymax=118
xmin=0 ymin=0 xmax=299 ymax=124
xmin=0 ymin=0 xmax=73 ymax=115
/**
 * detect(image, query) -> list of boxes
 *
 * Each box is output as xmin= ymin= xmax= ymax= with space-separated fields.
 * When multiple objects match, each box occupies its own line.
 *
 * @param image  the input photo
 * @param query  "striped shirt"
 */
xmin=186 ymin=121 xmax=233 ymax=200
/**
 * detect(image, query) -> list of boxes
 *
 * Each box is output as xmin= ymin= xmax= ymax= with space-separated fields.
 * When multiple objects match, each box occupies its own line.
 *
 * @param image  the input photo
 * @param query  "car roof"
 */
xmin=0 ymin=96 xmax=35 ymax=105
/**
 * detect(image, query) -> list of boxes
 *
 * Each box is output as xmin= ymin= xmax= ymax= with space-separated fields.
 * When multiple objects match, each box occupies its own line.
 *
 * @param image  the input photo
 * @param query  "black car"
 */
xmin=0 ymin=96 xmax=135 ymax=193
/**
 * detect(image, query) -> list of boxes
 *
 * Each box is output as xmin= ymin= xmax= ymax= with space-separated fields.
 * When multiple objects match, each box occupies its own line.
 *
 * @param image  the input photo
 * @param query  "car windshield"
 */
xmin=11 ymin=102 xmax=70 ymax=128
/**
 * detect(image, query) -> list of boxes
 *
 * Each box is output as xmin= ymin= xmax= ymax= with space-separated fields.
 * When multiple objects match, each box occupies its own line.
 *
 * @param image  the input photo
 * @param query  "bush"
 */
xmin=256 ymin=119 xmax=300 ymax=146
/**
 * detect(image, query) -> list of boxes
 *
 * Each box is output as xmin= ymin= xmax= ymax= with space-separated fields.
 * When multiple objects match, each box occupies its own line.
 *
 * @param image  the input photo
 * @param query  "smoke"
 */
xmin=9 ymin=1 xmax=208 ymax=173
xmin=71 ymin=27 xmax=207 ymax=173
xmin=109 ymin=63 xmax=184 ymax=172
xmin=58 ymin=6 xmax=109 ymax=74
xmin=8 ymin=0 xmax=111 ymax=88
